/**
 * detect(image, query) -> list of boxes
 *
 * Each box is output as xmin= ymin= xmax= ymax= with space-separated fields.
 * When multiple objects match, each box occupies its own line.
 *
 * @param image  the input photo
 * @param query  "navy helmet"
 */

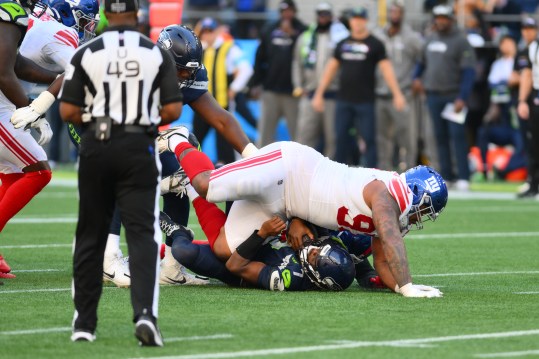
xmin=43 ymin=0 xmax=99 ymax=43
xmin=299 ymin=238 xmax=355 ymax=291
xmin=402 ymin=165 xmax=448 ymax=230
xmin=157 ymin=25 xmax=202 ymax=88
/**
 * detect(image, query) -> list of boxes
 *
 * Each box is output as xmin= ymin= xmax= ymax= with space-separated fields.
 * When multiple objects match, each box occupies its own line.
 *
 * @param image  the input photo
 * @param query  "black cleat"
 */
xmin=135 ymin=315 xmax=163 ymax=347
xmin=159 ymin=211 xmax=194 ymax=240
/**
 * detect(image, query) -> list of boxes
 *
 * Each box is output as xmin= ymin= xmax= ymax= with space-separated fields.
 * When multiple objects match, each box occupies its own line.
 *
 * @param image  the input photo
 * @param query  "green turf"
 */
xmin=1 ymin=176 xmax=538 ymax=359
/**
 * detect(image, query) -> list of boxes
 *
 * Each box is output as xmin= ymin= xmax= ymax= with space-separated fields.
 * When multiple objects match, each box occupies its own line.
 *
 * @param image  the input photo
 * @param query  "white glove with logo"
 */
xmin=396 ymin=283 xmax=443 ymax=298
xmin=11 ymin=91 xmax=56 ymax=129
xmin=31 ymin=118 xmax=53 ymax=146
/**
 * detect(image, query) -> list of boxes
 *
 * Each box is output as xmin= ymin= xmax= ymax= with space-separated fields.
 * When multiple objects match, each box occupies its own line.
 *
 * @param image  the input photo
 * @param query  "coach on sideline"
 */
xmin=58 ymin=0 xmax=183 ymax=346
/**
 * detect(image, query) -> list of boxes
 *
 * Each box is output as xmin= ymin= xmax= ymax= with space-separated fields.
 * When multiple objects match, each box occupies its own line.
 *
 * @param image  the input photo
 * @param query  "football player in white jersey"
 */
xmin=159 ymin=129 xmax=448 ymax=298
xmin=0 ymin=0 xmax=67 ymax=280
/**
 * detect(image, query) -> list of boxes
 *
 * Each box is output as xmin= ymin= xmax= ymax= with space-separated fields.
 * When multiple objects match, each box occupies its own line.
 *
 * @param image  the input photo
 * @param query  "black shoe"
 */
xmin=516 ymin=187 xmax=538 ymax=199
xmin=135 ymin=315 xmax=163 ymax=347
xmin=159 ymin=211 xmax=194 ymax=240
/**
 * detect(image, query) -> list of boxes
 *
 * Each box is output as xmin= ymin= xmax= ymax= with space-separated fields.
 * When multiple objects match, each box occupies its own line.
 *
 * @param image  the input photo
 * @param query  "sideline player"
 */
xmin=159 ymin=130 xmax=447 ymax=298
xmin=0 ymin=0 xmax=66 ymax=278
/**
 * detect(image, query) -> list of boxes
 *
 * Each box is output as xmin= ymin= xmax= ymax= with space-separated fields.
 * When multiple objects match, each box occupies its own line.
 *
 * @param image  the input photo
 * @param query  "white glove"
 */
xmin=269 ymin=270 xmax=285 ymax=291
xmin=11 ymin=91 xmax=56 ymax=129
xmin=31 ymin=118 xmax=53 ymax=146
xmin=396 ymin=283 xmax=443 ymax=298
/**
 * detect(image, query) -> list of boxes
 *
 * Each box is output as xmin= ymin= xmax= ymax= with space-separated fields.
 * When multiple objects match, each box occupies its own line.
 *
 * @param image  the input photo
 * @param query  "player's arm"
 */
xmin=190 ymin=92 xmax=252 ymax=154
xmin=286 ymin=217 xmax=315 ymax=251
xmin=371 ymin=236 xmax=397 ymax=291
xmin=365 ymin=181 xmax=412 ymax=287
xmin=312 ymin=57 xmax=340 ymax=108
xmin=14 ymin=54 xmax=57 ymax=84
xmin=0 ymin=22 xmax=31 ymax=108
xmin=367 ymin=181 xmax=443 ymax=298
xmin=225 ymin=216 xmax=286 ymax=286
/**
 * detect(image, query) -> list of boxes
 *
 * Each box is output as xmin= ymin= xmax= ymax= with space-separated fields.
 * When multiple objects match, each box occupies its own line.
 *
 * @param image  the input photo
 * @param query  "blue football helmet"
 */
xmin=157 ymin=25 xmax=203 ymax=88
xmin=299 ymin=238 xmax=355 ymax=291
xmin=402 ymin=165 xmax=448 ymax=230
xmin=43 ymin=0 xmax=99 ymax=43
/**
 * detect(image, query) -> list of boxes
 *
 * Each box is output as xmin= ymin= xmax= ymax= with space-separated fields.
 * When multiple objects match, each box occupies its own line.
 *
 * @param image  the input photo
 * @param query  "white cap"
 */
xmin=316 ymin=2 xmax=332 ymax=13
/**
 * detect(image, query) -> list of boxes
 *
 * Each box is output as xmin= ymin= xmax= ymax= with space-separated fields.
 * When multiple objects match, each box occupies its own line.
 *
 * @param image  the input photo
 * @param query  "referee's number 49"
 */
xmin=107 ymin=60 xmax=140 ymax=78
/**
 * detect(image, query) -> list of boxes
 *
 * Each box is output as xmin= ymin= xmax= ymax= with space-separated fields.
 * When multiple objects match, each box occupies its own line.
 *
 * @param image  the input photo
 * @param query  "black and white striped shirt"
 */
xmin=59 ymin=25 xmax=182 ymax=126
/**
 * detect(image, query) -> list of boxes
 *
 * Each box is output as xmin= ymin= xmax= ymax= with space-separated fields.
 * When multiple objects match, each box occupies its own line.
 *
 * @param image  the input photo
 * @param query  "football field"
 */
xmin=1 ymin=171 xmax=539 ymax=359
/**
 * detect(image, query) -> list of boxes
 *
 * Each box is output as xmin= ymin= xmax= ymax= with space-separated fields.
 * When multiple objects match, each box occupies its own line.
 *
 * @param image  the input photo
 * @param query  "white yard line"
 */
xmin=131 ymin=329 xmax=539 ymax=359
xmin=408 ymin=232 xmax=539 ymax=240
xmin=0 ymin=327 xmax=71 ymax=336
xmin=475 ymin=350 xmax=539 ymax=358
xmin=0 ymin=287 xmax=119 ymax=294
xmin=8 ymin=230 xmax=533 ymax=249
xmin=11 ymin=269 xmax=62 ymax=273
xmin=0 ymin=288 xmax=70 ymax=294
xmin=514 ymin=292 xmax=539 ymax=295
xmin=0 ymin=243 xmax=71 ymax=249
xmin=8 ymin=217 xmax=77 ymax=224
xmin=166 ymin=334 xmax=234 ymax=342
xmin=415 ymin=271 xmax=539 ymax=278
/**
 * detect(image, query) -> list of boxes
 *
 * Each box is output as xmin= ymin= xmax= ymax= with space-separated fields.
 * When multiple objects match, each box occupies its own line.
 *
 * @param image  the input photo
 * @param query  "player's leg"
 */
xmin=102 ymin=207 xmax=131 ymax=288
xmin=159 ymin=210 xmax=240 ymax=286
xmin=0 ymin=120 xmax=51 ymax=232
xmin=158 ymin=151 xmax=208 ymax=285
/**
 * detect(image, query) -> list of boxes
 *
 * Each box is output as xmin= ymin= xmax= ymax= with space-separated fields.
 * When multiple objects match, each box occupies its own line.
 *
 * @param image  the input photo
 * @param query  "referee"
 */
xmin=58 ymin=0 xmax=183 ymax=346
xmin=517 ymin=34 xmax=539 ymax=199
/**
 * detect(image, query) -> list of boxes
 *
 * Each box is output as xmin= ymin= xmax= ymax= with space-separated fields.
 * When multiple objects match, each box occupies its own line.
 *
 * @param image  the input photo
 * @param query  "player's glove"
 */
xmin=395 ymin=283 xmax=443 ymax=298
xmin=11 ymin=91 xmax=56 ymax=129
xmin=31 ymin=118 xmax=53 ymax=146
xmin=269 ymin=270 xmax=285 ymax=291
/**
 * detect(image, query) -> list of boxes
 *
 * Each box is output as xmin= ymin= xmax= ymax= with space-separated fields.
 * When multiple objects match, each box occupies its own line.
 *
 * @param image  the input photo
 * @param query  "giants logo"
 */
xmin=425 ymin=176 xmax=441 ymax=192
xmin=336 ymin=207 xmax=375 ymax=234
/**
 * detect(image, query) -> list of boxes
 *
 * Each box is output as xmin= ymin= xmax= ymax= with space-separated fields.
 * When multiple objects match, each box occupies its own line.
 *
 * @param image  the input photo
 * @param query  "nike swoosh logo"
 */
xmin=165 ymin=276 xmax=186 ymax=284
xmin=103 ymin=271 xmax=115 ymax=279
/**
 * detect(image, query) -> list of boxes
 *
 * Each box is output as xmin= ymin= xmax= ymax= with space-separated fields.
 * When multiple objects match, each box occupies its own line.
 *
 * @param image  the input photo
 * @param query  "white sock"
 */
xmin=186 ymin=183 xmax=199 ymax=202
xmin=164 ymin=245 xmax=176 ymax=265
xmin=104 ymin=234 xmax=121 ymax=259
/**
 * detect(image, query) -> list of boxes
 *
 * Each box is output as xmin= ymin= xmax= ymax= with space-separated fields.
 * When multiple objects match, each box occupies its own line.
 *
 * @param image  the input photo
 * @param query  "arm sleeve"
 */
xmin=157 ymin=46 xmax=183 ymax=105
xmin=58 ymin=48 xmax=88 ymax=107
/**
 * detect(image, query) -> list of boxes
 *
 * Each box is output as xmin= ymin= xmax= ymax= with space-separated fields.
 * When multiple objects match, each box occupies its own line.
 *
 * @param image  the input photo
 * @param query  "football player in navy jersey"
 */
xmin=66 ymin=24 xmax=257 ymax=287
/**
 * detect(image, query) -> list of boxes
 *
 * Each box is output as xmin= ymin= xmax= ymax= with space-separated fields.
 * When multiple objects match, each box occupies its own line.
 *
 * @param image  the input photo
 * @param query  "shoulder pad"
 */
xmin=0 ymin=0 xmax=28 ymax=28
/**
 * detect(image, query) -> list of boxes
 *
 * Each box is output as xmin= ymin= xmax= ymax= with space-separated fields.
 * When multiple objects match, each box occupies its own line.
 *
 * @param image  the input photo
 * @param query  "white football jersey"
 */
xmin=0 ymin=14 xmax=78 ymax=114
xmin=280 ymin=142 xmax=413 ymax=236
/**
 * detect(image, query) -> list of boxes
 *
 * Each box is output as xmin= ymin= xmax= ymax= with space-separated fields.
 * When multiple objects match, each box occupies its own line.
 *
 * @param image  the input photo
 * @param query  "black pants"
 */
xmin=73 ymin=129 xmax=160 ymax=332
xmin=528 ymin=93 xmax=539 ymax=188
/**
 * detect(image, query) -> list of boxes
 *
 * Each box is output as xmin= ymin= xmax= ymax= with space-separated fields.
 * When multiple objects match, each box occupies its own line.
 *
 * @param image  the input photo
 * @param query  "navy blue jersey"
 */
xmin=68 ymin=65 xmax=209 ymax=147
xmin=181 ymin=65 xmax=208 ymax=104
xmin=255 ymin=238 xmax=314 ymax=291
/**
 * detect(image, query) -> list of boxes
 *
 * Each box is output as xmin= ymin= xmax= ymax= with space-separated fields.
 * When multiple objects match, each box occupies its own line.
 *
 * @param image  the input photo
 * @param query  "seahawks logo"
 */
xmin=157 ymin=31 xmax=172 ymax=50
xmin=0 ymin=1 xmax=28 ymax=27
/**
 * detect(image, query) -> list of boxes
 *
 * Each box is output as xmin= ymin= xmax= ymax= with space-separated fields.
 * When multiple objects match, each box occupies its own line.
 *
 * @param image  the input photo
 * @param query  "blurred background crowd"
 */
xmin=42 ymin=0 xmax=539 ymax=198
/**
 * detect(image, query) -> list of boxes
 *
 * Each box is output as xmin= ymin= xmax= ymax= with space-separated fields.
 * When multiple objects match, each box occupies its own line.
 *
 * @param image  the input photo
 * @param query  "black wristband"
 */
xmin=236 ymin=230 xmax=264 ymax=260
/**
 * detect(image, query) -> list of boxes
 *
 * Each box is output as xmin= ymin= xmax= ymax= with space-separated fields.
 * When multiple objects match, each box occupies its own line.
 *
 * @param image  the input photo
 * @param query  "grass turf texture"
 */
xmin=1 ymin=173 xmax=538 ymax=359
